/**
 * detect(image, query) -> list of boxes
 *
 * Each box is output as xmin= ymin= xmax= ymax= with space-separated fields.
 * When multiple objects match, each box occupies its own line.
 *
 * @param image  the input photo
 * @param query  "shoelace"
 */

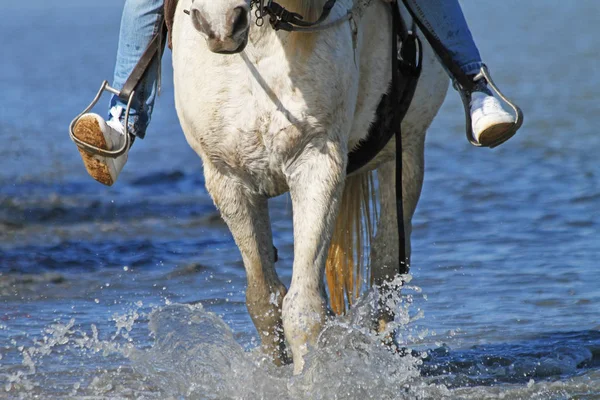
xmin=107 ymin=107 xmax=126 ymax=135
xmin=471 ymin=94 xmax=503 ymax=116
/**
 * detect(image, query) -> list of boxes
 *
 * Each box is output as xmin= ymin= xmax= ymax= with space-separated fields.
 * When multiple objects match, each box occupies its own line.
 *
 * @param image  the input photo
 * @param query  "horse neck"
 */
xmin=249 ymin=0 xmax=327 ymax=57
xmin=276 ymin=0 xmax=326 ymax=22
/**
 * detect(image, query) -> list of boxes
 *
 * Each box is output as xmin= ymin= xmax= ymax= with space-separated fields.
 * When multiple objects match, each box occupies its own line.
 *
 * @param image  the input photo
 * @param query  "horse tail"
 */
xmin=326 ymin=170 xmax=378 ymax=315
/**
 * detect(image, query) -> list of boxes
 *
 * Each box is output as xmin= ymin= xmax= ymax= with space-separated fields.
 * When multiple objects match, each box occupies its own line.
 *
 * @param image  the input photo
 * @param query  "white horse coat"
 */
xmin=172 ymin=0 xmax=448 ymax=373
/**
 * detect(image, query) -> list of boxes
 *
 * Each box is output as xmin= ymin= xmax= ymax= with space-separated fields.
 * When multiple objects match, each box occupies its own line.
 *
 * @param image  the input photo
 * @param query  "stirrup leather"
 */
xmin=458 ymin=65 xmax=524 ymax=148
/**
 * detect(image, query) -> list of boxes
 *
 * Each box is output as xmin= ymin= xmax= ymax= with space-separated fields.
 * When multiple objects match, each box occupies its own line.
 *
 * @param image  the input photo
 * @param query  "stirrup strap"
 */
xmin=119 ymin=21 xmax=167 ymax=103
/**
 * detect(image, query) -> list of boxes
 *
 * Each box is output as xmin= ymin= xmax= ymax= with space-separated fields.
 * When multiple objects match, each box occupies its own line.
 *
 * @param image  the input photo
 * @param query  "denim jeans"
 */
xmin=107 ymin=0 xmax=482 ymax=138
xmin=404 ymin=0 xmax=484 ymax=76
xmin=109 ymin=0 xmax=165 ymax=139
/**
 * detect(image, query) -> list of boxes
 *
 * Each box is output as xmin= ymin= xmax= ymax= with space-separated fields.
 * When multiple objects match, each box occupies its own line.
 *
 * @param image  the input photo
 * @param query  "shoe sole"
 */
xmin=477 ymin=122 xmax=516 ymax=148
xmin=73 ymin=116 xmax=114 ymax=186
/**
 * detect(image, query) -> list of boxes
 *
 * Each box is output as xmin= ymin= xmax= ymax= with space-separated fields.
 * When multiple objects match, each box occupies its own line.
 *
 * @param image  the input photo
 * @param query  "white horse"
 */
xmin=171 ymin=0 xmax=448 ymax=373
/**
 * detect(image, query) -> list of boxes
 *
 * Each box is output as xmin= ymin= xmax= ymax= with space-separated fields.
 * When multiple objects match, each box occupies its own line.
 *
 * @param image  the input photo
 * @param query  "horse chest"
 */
xmin=176 ymin=57 xmax=349 ymax=195
xmin=173 ymin=11 xmax=363 ymax=195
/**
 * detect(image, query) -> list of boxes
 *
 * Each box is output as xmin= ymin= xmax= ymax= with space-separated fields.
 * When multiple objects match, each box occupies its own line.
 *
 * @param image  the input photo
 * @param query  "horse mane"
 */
xmin=279 ymin=0 xmax=325 ymax=20
xmin=276 ymin=0 xmax=327 ymax=56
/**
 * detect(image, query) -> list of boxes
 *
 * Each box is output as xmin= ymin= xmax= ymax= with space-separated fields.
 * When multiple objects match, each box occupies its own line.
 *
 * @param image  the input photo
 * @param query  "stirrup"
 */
xmin=458 ymin=65 xmax=524 ymax=148
xmin=69 ymin=81 xmax=133 ymax=158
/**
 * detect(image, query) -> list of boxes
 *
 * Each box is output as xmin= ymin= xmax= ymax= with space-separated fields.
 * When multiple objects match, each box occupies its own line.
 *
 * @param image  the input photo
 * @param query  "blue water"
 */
xmin=1 ymin=0 xmax=599 ymax=398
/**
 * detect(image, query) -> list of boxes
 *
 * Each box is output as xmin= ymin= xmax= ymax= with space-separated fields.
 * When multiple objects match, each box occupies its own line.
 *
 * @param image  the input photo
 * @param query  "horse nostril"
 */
xmin=191 ymin=8 xmax=215 ymax=38
xmin=230 ymin=6 xmax=249 ymax=37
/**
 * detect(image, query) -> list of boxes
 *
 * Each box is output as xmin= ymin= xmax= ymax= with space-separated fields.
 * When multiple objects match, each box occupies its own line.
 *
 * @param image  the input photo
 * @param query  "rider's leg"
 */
xmin=73 ymin=0 xmax=164 ymax=186
xmin=404 ymin=0 xmax=520 ymax=147
xmin=110 ymin=0 xmax=165 ymax=139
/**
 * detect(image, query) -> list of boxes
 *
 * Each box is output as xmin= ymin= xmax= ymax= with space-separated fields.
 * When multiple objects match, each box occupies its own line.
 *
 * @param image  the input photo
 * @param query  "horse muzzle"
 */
xmin=189 ymin=2 xmax=250 ymax=54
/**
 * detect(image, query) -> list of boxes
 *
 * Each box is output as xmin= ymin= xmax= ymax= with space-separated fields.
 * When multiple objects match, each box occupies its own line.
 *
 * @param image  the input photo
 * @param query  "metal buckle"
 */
xmin=68 ymin=81 xmax=133 ymax=158
xmin=459 ymin=65 xmax=524 ymax=148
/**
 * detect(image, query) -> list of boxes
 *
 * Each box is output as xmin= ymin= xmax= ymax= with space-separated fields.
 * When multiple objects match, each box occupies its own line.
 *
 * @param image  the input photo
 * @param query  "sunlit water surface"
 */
xmin=1 ymin=0 xmax=599 ymax=398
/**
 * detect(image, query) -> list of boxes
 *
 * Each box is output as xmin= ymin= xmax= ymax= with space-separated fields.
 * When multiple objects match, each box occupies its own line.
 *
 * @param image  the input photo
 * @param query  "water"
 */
xmin=1 ymin=0 xmax=599 ymax=398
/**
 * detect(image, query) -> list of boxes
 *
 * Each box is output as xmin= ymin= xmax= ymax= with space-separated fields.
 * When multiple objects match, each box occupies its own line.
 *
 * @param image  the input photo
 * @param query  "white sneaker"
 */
xmin=470 ymin=91 xmax=516 ymax=147
xmin=72 ymin=108 xmax=129 ymax=186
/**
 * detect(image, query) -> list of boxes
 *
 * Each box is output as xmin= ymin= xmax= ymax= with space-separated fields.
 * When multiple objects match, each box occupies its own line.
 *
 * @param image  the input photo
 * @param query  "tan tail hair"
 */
xmin=326 ymin=171 xmax=379 ymax=315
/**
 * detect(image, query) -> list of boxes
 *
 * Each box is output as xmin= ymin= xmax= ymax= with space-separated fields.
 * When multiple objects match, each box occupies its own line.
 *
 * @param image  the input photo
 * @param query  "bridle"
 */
xmin=249 ymin=0 xmax=352 ymax=32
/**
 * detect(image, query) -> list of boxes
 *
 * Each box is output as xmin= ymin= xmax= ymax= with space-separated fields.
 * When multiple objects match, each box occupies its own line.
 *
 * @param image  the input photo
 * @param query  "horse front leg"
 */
xmin=371 ymin=136 xmax=425 ymax=335
xmin=282 ymin=139 xmax=346 ymax=374
xmin=205 ymin=170 xmax=289 ymax=365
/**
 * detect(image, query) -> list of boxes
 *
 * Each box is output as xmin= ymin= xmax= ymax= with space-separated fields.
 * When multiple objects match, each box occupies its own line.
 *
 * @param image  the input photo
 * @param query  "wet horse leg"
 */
xmin=371 ymin=136 xmax=425 ymax=332
xmin=282 ymin=139 xmax=346 ymax=374
xmin=205 ymin=171 xmax=288 ymax=364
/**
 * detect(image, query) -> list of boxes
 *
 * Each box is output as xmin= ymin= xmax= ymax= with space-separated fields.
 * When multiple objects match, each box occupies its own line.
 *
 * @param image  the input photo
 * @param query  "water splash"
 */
xmin=126 ymin=279 xmax=450 ymax=399
xmin=0 ymin=304 xmax=144 ymax=396
xmin=2 ymin=280 xmax=599 ymax=399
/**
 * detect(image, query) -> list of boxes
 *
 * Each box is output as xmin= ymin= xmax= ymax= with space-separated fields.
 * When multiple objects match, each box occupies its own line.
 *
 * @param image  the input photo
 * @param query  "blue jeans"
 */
xmin=109 ymin=0 xmax=165 ymax=139
xmin=404 ymin=0 xmax=484 ymax=76
xmin=107 ymin=0 xmax=482 ymax=138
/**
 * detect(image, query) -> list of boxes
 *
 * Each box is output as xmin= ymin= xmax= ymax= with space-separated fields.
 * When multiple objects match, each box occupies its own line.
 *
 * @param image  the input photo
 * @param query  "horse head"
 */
xmin=188 ymin=0 xmax=250 ymax=54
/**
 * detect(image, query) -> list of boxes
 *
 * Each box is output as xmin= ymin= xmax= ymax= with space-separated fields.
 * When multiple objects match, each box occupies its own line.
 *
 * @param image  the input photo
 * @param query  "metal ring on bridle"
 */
xmin=249 ymin=0 xmax=349 ymax=33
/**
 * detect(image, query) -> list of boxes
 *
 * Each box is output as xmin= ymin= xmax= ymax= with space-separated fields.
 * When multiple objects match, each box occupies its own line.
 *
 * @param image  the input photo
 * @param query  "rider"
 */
xmin=72 ymin=0 xmax=522 ymax=186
